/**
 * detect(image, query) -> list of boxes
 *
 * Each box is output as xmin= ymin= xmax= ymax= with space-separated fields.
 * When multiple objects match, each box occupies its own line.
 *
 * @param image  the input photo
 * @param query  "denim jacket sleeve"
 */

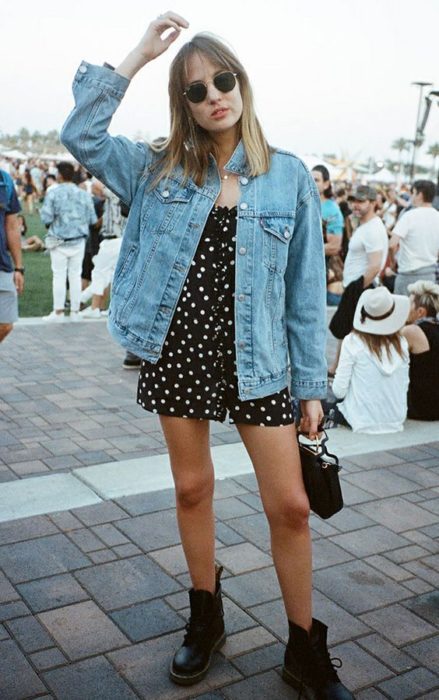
xmin=284 ymin=164 xmax=328 ymax=399
xmin=60 ymin=62 xmax=152 ymax=207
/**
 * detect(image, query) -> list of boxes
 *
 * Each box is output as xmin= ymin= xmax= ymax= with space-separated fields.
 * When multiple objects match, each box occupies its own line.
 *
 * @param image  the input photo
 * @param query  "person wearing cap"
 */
xmin=331 ymin=287 xmax=410 ymax=433
xmin=401 ymin=280 xmax=439 ymax=420
xmin=390 ymin=180 xmax=439 ymax=295
xmin=328 ymin=185 xmax=389 ymax=374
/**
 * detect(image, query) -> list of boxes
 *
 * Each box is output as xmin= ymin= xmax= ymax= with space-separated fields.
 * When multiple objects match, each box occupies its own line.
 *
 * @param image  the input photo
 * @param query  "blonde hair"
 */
xmin=352 ymin=329 xmax=406 ymax=362
xmin=150 ymin=33 xmax=271 ymax=187
xmin=407 ymin=280 xmax=439 ymax=317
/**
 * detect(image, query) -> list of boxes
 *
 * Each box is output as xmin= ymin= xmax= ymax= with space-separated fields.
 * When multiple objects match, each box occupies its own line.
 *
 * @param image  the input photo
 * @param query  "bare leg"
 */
xmin=328 ymin=339 xmax=342 ymax=375
xmin=236 ymin=422 xmax=312 ymax=632
xmin=160 ymin=416 xmax=216 ymax=594
xmin=0 ymin=323 xmax=13 ymax=343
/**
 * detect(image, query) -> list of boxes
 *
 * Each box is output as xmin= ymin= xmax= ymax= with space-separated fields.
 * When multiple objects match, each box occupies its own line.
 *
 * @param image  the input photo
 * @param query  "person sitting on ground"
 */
xmin=401 ymin=280 xmax=439 ymax=420
xmin=331 ymin=286 xmax=410 ymax=434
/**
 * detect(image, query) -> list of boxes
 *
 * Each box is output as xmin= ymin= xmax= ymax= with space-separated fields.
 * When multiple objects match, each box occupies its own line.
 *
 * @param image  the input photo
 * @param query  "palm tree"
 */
xmin=427 ymin=143 xmax=439 ymax=179
xmin=391 ymin=138 xmax=411 ymax=180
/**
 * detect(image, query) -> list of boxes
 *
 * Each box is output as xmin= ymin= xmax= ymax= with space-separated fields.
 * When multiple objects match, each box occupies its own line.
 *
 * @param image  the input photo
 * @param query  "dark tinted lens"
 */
xmin=185 ymin=82 xmax=207 ymax=103
xmin=214 ymin=72 xmax=236 ymax=93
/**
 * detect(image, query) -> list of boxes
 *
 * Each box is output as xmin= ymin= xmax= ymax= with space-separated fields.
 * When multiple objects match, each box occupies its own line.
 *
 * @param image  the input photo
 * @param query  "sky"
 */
xmin=1 ymin=0 xmax=439 ymax=165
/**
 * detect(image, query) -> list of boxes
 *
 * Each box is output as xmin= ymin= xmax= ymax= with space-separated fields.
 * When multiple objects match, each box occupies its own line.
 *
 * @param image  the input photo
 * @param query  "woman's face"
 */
xmin=184 ymin=52 xmax=243 ymax=138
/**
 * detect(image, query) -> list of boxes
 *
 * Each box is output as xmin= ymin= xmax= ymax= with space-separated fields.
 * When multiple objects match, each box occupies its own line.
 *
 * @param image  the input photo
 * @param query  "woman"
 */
xmin=22 ymin=169 xmax=36 ymax=214
xmin=61 ymin=12 xmax=353 ymax=698
xmin=332 ymin=286 xmax=410 ymax=433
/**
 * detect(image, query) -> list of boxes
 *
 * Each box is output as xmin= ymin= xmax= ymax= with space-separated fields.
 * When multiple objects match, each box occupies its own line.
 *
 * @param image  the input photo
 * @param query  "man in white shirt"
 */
xmin=390 ymin=180 xmax=439 ymax=295
xmin=328 ymin=185 xmax=388 ymax=373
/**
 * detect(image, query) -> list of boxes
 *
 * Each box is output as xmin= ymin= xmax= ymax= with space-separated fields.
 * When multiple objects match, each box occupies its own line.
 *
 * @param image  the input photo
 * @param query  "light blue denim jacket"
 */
xmin=40 ymin=183 xmax=97 ymax=243
xmin=61 ymin=62 xmax=327 ymax=401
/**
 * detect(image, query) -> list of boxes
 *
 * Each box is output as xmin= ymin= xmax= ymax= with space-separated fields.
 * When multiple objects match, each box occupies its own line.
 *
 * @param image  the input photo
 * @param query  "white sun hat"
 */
xmin=353 ymin=287 xmax=410 ymax=336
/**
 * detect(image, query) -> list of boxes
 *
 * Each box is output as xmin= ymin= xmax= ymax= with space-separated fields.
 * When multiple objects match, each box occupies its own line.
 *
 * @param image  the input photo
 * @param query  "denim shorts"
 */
xmin=0 ymin=271 xmax=18 ymax=324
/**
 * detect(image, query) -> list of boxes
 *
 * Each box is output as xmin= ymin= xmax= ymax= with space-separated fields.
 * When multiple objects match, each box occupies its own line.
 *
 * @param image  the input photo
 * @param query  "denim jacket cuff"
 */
xmin=73 ymin=61 xmax=130 ymax=99
xmin=291 ymin=380 xmax=327 ymax=400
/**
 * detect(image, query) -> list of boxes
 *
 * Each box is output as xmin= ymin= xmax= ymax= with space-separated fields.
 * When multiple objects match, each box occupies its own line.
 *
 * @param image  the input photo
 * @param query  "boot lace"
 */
xmin=297 ymin=656 xmax=343 ymax=699
xmin=183 ymin=617 xmax=209 ymax=646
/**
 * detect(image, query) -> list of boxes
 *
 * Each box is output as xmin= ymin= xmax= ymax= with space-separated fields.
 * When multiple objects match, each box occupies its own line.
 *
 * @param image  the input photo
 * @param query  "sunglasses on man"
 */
xmin=183 ymin=71 xmax=238 ymax=104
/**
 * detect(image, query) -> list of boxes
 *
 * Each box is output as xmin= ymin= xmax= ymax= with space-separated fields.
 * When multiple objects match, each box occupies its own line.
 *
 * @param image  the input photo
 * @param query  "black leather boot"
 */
xmin=170 ymin=566 xmax=226 ymax=686
xmin=282 ymin=618 xmax=354 ymax=699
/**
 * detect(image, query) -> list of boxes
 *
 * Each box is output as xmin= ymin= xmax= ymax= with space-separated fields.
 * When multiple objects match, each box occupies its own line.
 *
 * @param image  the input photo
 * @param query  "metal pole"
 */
xmin=410 ymin=81 xmax=432 ymax=181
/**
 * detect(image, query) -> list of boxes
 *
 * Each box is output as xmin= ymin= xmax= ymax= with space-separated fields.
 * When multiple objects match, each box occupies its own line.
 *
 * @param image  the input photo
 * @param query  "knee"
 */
xmin=175 ymin=475 xmax=214 ymax=509
xmin=0 ymin=324 xmax=13 ymax=342
xmin=266 ymin=495 xmax=310 ymax=532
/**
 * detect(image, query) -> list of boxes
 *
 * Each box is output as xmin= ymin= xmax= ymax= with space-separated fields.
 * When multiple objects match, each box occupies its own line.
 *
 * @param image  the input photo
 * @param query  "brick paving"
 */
xmin=0 ymin=446 xmax=437 ymax=698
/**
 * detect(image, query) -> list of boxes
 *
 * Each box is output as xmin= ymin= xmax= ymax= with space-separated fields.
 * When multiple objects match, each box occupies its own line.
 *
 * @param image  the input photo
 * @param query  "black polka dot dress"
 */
xmin=137 ymin=205 xmax=294 ymax=426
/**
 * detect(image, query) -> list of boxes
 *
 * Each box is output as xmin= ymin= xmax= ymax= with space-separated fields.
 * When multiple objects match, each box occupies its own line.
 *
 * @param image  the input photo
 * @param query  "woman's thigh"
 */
xmin=159 ymin=416 xmax=214 ymax=497
xmin=235 ymin=422 xmax=309 ymax=517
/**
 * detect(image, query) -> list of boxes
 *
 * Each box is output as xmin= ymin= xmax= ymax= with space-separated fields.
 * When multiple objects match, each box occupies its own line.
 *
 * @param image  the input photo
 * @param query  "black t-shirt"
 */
xmin=408 ymin=320 xmax=439 ymax=420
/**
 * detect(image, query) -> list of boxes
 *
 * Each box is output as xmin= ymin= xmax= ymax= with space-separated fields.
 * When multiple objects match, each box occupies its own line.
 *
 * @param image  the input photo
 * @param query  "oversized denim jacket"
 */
xmin=61 ymin=62 xmax=327 ymax=401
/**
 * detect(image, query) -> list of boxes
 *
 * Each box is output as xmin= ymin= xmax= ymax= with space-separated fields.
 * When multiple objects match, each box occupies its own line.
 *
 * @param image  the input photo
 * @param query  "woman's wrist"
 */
xmin=115 ymin=48 xmax=150 ymax=80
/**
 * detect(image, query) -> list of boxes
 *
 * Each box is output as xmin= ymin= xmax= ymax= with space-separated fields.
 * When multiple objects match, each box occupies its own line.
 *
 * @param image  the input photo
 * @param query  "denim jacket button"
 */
xmin=162 ymin=190 xmax=170 ymax=198
xmin=284 ymin=228 xmax=291 ymax=239
xmin=240 ymin=202 xmax=248 ymax=210
xmin=79 ymin=64 xmax=88 ymax=74
xmin=238 ymin=341 xmax=246 ymax=348
xmin=238 ymin=247 xmax=247 ymax=255
xmin=238 ymin=293 xmax=245 ymax=302
xmin=240 ymin=176 xmax=249 ymax=185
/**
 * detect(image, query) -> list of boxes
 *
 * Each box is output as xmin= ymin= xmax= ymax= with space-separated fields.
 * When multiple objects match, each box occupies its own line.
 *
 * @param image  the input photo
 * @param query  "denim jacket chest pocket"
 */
xmin=260 ymin=214 xmax=295 ymax=273
xmin=142 ymin=179 xmax=196 ymax=233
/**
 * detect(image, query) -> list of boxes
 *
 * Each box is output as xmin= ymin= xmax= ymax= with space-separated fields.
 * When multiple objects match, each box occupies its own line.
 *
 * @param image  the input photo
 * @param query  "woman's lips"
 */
xmin=211 ymin=108 xmax=229 ymax=119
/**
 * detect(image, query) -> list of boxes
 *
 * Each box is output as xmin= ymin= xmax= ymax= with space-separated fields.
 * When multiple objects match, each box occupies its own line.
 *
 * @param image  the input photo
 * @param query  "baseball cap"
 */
xmin=352 ymin=185 xmax=377 ymax=202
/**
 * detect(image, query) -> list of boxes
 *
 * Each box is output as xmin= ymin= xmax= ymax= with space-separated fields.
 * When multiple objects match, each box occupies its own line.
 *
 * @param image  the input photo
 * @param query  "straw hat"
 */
xmin=353 ymin=287 xmax=409 ymax=335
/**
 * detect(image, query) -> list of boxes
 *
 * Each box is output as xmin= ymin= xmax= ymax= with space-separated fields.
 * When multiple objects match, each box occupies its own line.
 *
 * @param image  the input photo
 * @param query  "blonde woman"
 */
xmin=61 ymin=12 xmax=353 ymax=698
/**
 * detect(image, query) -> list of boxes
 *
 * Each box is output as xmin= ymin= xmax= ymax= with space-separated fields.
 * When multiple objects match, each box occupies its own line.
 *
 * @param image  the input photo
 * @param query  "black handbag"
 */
xmin=298 ymin=430 xmax=344 ymax=519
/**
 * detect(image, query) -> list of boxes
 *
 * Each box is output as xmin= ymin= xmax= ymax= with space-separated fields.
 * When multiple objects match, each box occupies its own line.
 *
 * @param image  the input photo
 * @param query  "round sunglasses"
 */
xmin=183 ymin=71 xmax=238 ymax=104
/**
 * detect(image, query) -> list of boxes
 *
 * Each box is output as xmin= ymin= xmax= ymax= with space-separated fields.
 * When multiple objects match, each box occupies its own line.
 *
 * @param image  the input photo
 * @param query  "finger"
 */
xmin=163 ymin=29 xmax=181 ymax=47
xmin=157 ymin=11 xmax=190 ymax=28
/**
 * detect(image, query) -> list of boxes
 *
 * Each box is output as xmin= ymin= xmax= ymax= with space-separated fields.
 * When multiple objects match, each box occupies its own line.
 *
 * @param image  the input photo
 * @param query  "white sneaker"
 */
xmin=70 ymin=311 xmax=81 ymax=322
xmin=79 ymin=307 xmax=101 ymax=319
xmin=42 ymin=311 xmax=65 ymax=322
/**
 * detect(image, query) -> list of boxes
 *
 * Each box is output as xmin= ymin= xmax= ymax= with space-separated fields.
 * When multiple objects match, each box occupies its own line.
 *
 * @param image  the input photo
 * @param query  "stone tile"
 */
xmin=422 ymin=498 xmax=439 ymax=514
xmin=115 ymin=488 xmax=176 ymax=516
xmin=67 ymin=528 xmax=107 ymax=552
xmin=215 ymin=522 xmax=245 ymax=546
xmin=403 ymin=578 xmax=434 ymax=594
xmin=403 ymin=560 xmax=439 ymax=586
xmin=313 ymin=560 xmax=411 ymax=614
xmin=48 ymin=511 xmax=84 ymax=531
xmin=44 ymin=454 xmax=83 ymax=469
xmin=312 ymin=590 xmax=370 ymax=644
xmin=222 ymin=627 xmax=276 ymax=658
xmin=390 ymin=463 xmax=439 ymax=488
xmin=17 ymin=573 xmax=89 ymax=613
xmin=214 ymin=497 xmax=257 ymax=520
xmin=312 ymin=539 xmax=354 ymax=569
xmin=110 ymin=599 xmax=183 ymax=642
xmin=226 ymin=513 xmax=271 ymax=551
xmin=88 ymin=549 xmax=118 ymax=564
xmin=0 ymin=601 xmax=31 ymax=622
xmin=231 ymin=641 xmax=284 ymax=675
xmin=355 ymin=497 xmax=438 ymax=532
xmin=29 ymin=647 xmax=67 ymax=671
xmin=0 ymin=639 xmax=47 ymax=698
xmin=0 ymin=572 xmax=19 ymax=604
xmin=117 ymin=510 xmax=181 ymax=551
xmin=360 ymin=604 xmax=437 ymax=645
xmin=0 ymin=624 xmax=10 ymax=641
xmin=43 ymin=655 xmax=138 ymax=699
xmin=113 ymin=543 xmax=142 ymax=558
xmin=0 ymin=515 xmax=58 ymax=545
xmin=329 ymin=525 xmax=410 ymax=558
xmin=378 ymin=667 xmax=439 ymax=699
xmin=233 ymin=473 xmax=258 ymax=491
xmin=72 ymin=501 xmax=128 ymax=525
xmin=108 ymin=630 xmax=242 ymax=699
xmin=355 ymin=690 xmax=388 ymax=700
xmin=216 ymin=543 xmax=273 ymax=574
xmin=389 ymin=446 xmax=432 ymax=462
xmin=344 ymin=469 xmax=419 ymax=497
xmin=403 ymin=591 xmax=439 ymax=626
xmin=386 ymin=544 xmax=431 ymax=563
xmin=348 ymin=451 xmax=405 ymax=468
xmin=330 ymin=641 xmax=393 ymax=691
xmin=75 ymin=555 xmax=181 ymax=610
xmin=221 ymin=567 xmax=280 ymax=608
xmin=222 ymin=597 xmax=258 ymax=635
xmin=0 ymin=534 xmax=90 ymax=583
xmin=91 ymin=523 xmax=130 ymax=547
xmin=214 ymin=479 xmax=249 ymax=500
xmin=247 ymin=599 xmax=288 ymax=642
xmin=338 ymin=481 xmax=373 ymax=506
xmin=38 ymin=601 xmax=129 ymax=660
xmin=404 ymin=635 xmax=439 ymax=672
xmin=10 ymin=459 xmax=50 ymax=476
xmin=221 ymin=669 xmax=294 ymax=699
xmin=364 ymin=554 xmax=414 ymax=582
xmin=357 ymin=633 xmax=416 ymax=673
xmin=149 ymin=544 xmax=188 ymax=576
xmin=309 ymin=516 xmax=339 ymax=537
xmin=6 ymin=615 xmax=54 ymax=652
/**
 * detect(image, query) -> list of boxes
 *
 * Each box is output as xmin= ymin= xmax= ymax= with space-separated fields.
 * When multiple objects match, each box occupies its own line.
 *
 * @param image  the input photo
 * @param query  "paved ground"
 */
xmin=0 ymin=320 xmax=438 ymax=699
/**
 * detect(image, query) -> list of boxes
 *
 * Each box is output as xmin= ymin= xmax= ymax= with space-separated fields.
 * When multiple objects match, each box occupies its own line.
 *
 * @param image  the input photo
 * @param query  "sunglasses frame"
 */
xmin=183 ymin=71 xmax=238 ymax=104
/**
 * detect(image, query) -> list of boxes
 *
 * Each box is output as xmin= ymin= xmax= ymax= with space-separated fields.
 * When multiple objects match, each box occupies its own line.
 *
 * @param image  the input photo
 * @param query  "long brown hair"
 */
xmin=352 ymin=329 xmax=406 ymax=361
xmin=150 ymin=33 xmax=271 ymax=187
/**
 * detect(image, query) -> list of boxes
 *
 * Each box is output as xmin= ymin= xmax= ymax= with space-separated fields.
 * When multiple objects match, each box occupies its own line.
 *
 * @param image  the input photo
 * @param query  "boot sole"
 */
xmin=281 ymin=666 xmax=317 ymax=700
xmin=169 ymin=632 xmax=226 ymax=686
